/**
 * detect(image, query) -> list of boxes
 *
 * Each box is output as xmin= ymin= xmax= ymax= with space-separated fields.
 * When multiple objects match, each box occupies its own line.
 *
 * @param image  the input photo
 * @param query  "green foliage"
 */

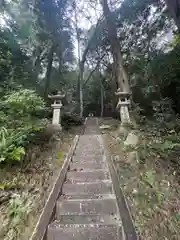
xmin=174 ymin=214 xmax=180 ymax=221
xmin=57 ymin=151 xmax=64 ymax=165
xmin=136 ymin=121 xmax=180 ymax=167
xmin=141 ymin=170 xmax=164 ymax=203
xmin=142 ymin=170 xmax=155 ymax=188
xmin=0 ymin=89 xmax=46 ymax=164
xmin=57 ymin=151 xmax=63 ymax=160
xmin=4 ymin=89 xmax=45 ymax=115
xmin=171 ymin=33 xmax=180 ymax=47
xmin=8 ymin=195 xmax=27 ymax=223
xmin=0 ymin=181 xmax=19 ymax=190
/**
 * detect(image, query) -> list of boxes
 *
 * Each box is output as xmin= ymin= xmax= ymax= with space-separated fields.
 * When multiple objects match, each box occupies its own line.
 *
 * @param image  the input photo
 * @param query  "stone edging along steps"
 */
xmin=30 ymin=118 xmax=139 ymax=240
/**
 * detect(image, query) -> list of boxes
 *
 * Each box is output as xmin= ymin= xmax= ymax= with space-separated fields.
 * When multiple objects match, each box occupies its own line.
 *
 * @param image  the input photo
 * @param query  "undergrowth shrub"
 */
xmin=0 ymin=89 xmax=47 ymax=164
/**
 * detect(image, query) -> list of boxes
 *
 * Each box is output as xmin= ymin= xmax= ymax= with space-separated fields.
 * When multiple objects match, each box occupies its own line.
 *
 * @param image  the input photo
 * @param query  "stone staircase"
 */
xmin=47 ymin=118 xmax=123 ymax=239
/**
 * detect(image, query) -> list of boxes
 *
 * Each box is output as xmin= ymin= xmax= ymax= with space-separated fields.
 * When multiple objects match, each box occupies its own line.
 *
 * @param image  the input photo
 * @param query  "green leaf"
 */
xmin=57 ymin=151 xmax=63 ymax=160
xmin=142 ymin=170 xmax=155 ymax=188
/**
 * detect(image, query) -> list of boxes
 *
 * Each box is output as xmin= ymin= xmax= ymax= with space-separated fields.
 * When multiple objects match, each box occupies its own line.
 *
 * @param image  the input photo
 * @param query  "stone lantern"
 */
xmin=48 ymin=91 xmax=65 ymax=127
xmin=115 ymin=89 xmax=131 ymax=124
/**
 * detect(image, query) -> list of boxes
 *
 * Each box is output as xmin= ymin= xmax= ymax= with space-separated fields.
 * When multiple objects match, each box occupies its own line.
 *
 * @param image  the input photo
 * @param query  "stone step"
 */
xmin=76 ymin=143 xmax=100 ymax=148
xmin=60 ymin=193 xmax=117 ymax=200
xmin=47 ymin=222 xmax=122 ymax=240
xmin=74 ymin=151 xmax=103 ymax=157
xmin=62 ymin=181 xmax=113 ymax=196
xmin=76 ymin=139 xmax=99 ymax=144
xmin=75 ymin=144 xmax=102 ymax=150
xmin=72 ymin=155 xmax=104 ymax=163
xmin=70 ymin=162 xmax=107 ymax=171
xmin=56 ymin=214 xmax=121 ymax=224
xmin=56 ymin=198 xmax=118 ymax=217
xmin=78 ymin=134 xmax=100 ymax=140
xmin=67 ymin=170 xmax=110 ymax=183
xmin=73 ymin=152 xmax=103 ymax=158
xmin=76 ymin=144 xmax=101 ymax=149
xmin=75 ymin=144 xmax=103 ymax=150
xmin=84 ymin=129 xmax=100 ymax=135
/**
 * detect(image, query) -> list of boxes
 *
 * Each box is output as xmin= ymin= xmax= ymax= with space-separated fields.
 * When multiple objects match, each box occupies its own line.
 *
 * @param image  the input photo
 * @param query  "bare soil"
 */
xmin=0 ymin=128 xmax=78 ymax=240
xmin=101 ymin=118 xmax=180 ymax=240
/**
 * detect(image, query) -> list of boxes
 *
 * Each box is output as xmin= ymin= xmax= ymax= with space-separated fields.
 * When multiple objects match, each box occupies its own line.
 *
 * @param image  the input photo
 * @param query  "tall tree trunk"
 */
xmin=75 ymin=15 xmax=102 ymax=117
xmin=77 ymin=43 xmax=84 ymax=118
xmin=165 ymin=0 xmax=180 ymax=32
xmin=79 ymin=80 xmax=83 ymax=117
xmin=44 ymin=44 xmax=55 ymax=98
xmin=100 ymin=0 xmax=130 ymax=93
xmin=101 ymin=0 xmax=131 ymax=125
xmin=78 ymin=61 xmax=83 ymax=118
xmin=74 ymin=0 xmax=83 ymax=117
xmin=32 ymin=46 xmax=42 ymax=79
xmin=78 ymin=48 xmax=84 ymax=118
xmin=100 ymin=76 xmax=104 ymax=117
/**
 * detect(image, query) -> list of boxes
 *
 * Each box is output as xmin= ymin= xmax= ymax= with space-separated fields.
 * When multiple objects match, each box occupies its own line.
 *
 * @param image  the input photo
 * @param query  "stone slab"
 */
xmin=72 ymin=155 xmax=103 ymax=163
xmin=47 ymin=222 xmax=122 ymax=240
xmin=62 ymin=181 xmax=113 ymax=196
xmin=59 ymin=193 xmax=117 ymax=200
xmin=124 ymin=131 xmax=139 ymax=147
xmin=56 ymin=214 xmax=121 ymax=224
xmin=70 ymin=162 xmax=107 ymax=171
xmin=67 ymin=170 xmax=110 ymax=183
xmin=74 ymin=151 xmax=103 ymax=157
xmin=56 ymin=198 xmax=118 ymax=216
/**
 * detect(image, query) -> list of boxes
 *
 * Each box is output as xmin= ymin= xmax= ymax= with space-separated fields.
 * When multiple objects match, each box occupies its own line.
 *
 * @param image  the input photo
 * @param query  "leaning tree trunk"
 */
xmin=100 ymin=0 xmax=130 ymax=93
xmin=44 ymin=44 xmax=55 ymax=99
xmin=101 ymin=0 xmax=131 ymax=126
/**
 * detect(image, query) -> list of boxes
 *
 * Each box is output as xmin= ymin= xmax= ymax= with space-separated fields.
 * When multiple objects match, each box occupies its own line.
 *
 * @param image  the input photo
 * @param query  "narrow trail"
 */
xmin=31 ymin=118 xmax=138 ymax=240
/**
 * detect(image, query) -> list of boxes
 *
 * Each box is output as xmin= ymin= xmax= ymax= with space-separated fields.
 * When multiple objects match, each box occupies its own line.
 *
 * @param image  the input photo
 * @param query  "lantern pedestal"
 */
xmin=48 ymin=92 xmax=65 ymax=128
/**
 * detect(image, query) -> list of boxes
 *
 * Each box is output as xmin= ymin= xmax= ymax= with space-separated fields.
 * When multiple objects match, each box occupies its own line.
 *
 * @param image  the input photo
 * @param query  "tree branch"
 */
xmin=82 ymin=53 xmax=106 ymax=89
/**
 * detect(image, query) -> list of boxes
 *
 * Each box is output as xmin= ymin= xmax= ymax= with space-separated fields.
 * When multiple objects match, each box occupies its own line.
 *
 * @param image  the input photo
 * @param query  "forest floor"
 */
xmin=100 ymin=118 xmax=180 ymax=240
xmin=1 ymin=119 xmax=180 ymax=240
xmin=0 ymin=126 xmax=81 ymax=240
